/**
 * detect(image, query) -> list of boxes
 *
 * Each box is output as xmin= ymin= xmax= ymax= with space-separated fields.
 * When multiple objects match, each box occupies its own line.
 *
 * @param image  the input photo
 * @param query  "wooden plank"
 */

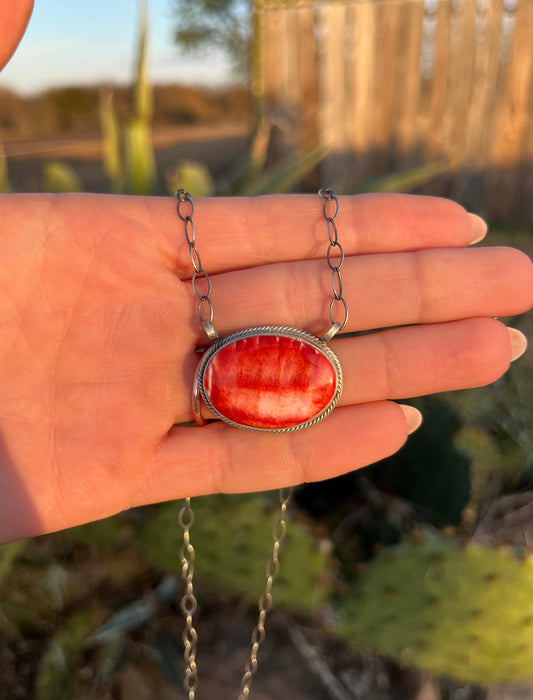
xmin=452 ymin=0 xmax=506 ymax=210
xmin=296 ymin=6 xmax=320 ymax=156
xmin=318 ymin=3 xmax=350 ymax=188
xmin=296 ymin=5 xmax=320 ymax=189
xmin=346 ymin=0 xmax=376 ymax=183
xmin=393 ymin=0 xmax=425 ymax=168
xmin=441 ymin=0 xmax=478 ymax=169
xmin=425 ymin=0 xmax=453 ymax=161
xmin=259 ymin=5 xmax=300 ymax=163
xmin=258 ymin=7 xmax=278 ymax=112
xmin=371 ymin=0 xmax=403 ymax=172
xmin=489 ymin=0 xmax=533 ymax=220
xmin=251 ymin=3 xmax=265 ymax=126
xmin=515 ymin=93 xmax=533 ymax=223
xmin=462 ymin=0 xmax=506 ymax=167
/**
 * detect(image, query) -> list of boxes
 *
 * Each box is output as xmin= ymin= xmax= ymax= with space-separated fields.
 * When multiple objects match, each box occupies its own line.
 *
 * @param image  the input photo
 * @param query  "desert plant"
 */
xmin=0 ymin=142 xmax=10 ymax=193
xmin=337 ymin=533 xmax=533 ymax=684
xmin=41 ymin=161 xmax=82 ymax=193
xmin=99 ymin=0 xmax=156 ymax=195
xmin=140 ymin=495 xmax=331 ymax=608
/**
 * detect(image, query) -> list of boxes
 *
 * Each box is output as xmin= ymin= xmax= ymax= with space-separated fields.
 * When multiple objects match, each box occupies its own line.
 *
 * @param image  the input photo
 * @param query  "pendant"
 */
xmin=192 ymin=326 xmax=343 ymax=432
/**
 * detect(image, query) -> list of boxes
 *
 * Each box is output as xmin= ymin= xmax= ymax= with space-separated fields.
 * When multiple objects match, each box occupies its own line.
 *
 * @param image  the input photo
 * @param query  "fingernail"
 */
xmin=507 ymin=327 xmax=528 ymax=361
xmin=399 ymin=404 xmax=423 ymax=434
xmin=468 ymin=213 xmax=488 ymax=244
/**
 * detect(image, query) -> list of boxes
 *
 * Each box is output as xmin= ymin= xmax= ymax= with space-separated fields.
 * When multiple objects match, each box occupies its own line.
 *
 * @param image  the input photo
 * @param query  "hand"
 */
xmin=0 ymin=0 xmax=33 ymax=71
xmin=0 ymin=193 xmax=531 ymax=542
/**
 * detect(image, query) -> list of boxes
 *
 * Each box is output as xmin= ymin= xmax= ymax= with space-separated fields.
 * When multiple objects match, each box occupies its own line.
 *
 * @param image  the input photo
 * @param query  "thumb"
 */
xmin=0 ymin=0 xmax=34 ymax=71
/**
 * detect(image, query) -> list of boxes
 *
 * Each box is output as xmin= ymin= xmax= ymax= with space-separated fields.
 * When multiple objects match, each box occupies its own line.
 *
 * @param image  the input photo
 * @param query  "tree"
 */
xmin=172 ymin=0 xmax=252 ymax=79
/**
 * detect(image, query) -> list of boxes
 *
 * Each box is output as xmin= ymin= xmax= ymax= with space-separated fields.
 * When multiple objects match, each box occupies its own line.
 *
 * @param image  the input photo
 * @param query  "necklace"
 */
xmin=176 ymin=188 xmax=349 ymax=699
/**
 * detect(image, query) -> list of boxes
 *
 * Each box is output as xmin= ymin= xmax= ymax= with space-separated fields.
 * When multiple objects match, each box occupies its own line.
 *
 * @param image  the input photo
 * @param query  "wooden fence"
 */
xmin=254 ymin=0 xmax=533 ymax=223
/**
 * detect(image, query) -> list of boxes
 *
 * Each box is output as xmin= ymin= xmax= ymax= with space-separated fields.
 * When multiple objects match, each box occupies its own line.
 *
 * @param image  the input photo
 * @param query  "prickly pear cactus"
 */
xmin=140 ymin=494 xmax=331 ymax=608
xmin=336 ymin=536 xmax=533 ymax=683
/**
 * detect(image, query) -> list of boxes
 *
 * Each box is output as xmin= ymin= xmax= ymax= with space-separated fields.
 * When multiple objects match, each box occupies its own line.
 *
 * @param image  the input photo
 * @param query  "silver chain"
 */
xmin=175 ymin=188 xmax=345 ymax=698
xmin=176 ymin=188 xmax=220 ymax=342
xmin=237 ymin=487 xmax=292 ymax=699
xmin=178 ymin=489 xmax=292 ymax=700
xmin=178 ymin=498 xmax=198 ymax=700
xmin=318 ymin=187 xmax=349 ymax=334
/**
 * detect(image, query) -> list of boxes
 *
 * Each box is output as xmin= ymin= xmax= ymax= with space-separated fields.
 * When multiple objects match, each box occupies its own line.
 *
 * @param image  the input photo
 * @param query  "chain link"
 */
xmin=176 ymin=187 xmax=345 ymax=698
xmin=319 ymin=187 xmax=349 ymax=332
xmin=178 ymin=490 xmax=292 ymax=700
xmin=175 ymin=188 xmax=218 ymax=339
xmin=237 ymin=488 xmax=292 ymax=700
xmin=178 ymin=497 xmax=199 ymax=699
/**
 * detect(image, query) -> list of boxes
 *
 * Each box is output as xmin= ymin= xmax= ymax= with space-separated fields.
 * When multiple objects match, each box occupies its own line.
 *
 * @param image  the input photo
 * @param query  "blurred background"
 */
xmin=0 ymin=1 xmax=532 ymax=699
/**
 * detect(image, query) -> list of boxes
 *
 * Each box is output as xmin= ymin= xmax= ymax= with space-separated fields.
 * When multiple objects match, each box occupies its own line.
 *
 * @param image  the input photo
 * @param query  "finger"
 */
xmin=144 ymin=401 xmax=409 ymax=502
xmin=0 ymin=193 xmax=485 ymax=277
xmin=0 ymin=0 xmax=33 ymax=71
xmin=334 ymin=318 xmax=514 ymax=405
xmin=204 ymin=247 xmax=533 ymax=335
xmin=162 ymin=193 xmax=485 ymax=277
xmin=193 ymin=318 xmax=514 ymax=424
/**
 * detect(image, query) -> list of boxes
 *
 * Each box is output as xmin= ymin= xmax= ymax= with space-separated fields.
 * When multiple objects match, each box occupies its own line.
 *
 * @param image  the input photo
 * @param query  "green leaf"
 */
xmin=167 ymin=159 xmax=215 ymax=197
xmin=238 ymin=144 xmax=326 ymax=196
xmin=41 ymin=161 xmax=82 ymax=193
xmin=92 ymin=637 xmax=128 ymax=690
xmin=348 ymin=159 xmax=447 ymax=195
xmin=0 ymin=142 xmax=11 ymax=193
xmin=123 ymin=117 xmax=157 ymax=195
xmin=89 ymin=598 xmax=157 ymax=645
xmin=99 ymin=89 xmax=123 ymax=192
xmin=36 ymin=606 xmax=104 ymax=700
xmin=0 ymin=539 xmax=27 ymax=588
xmin=134 ymin=0 xmax=153 ymax=122
xmin=147 ymin=630 xmax=180 ymax=686
xmin=222 ymin=120 xmax=270 ymax=195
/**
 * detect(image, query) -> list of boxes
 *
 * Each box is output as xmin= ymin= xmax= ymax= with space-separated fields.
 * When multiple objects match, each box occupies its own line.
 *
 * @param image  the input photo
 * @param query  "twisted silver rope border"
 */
xmin=193 ymin=325 xmax=343 ymax=433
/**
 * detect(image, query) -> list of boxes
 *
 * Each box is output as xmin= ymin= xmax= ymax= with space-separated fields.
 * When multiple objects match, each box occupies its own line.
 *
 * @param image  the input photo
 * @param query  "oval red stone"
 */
xmin=203 ymin=334 xmax=337 ymax=429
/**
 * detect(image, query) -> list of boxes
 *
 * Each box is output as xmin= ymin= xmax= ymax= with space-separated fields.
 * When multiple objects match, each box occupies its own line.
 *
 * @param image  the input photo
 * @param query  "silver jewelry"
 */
xmin=176 ymin=188 xmax=349 ymax=434
xmin=176 ymin=189 xmax=348 ymax=699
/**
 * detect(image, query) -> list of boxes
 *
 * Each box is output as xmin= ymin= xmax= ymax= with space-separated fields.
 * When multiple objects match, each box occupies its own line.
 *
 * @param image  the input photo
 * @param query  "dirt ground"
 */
xmin=2 ymin=122 xmax=251 ymax=194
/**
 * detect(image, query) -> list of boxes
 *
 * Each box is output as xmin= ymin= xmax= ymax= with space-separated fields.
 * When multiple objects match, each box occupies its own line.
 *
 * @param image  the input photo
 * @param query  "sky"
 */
xmin=0 ymin=0 xmax=235 ymax=94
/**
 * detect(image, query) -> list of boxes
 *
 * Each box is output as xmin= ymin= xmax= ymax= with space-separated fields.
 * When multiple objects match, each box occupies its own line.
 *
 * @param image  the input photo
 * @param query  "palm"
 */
xmin=1 ymin=195 xmax=196 ymax=538
xmin=0 ymin=192 xmax=532 ymax=541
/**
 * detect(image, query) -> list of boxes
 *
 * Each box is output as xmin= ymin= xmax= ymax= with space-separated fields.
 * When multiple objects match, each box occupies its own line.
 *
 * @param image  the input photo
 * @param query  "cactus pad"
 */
xmin=337 ymin=537 xmax=533 ymax=683
xmin=140 ymin=495 xmax=330 ymax=608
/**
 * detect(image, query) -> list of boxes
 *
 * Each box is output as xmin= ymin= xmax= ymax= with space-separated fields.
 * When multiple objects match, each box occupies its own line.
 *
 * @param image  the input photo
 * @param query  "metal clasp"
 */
xmin=321 ymin=322 xmax=342 ymax=343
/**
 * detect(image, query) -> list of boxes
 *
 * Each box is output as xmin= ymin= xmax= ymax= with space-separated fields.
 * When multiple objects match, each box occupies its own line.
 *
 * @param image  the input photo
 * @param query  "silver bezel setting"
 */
xmin=192 ymin=325 xmax=343 ymax=433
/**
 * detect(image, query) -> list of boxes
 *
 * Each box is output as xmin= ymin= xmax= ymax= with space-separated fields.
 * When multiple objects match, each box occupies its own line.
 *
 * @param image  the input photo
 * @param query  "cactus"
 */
xmin=35 ymin=606 xmax=105 ymax=700
xmin=0 ymin=539 xmax=26 ymax=587
xmin=336 ymin=536 xmax=533 ymax=683
xmin=99 ymin=89 xmax=123 ymax=193
xmin=0 ymin=142 xmax=11 ymax=193
xmin=41 ymin=161 xmax=82 ymax=193
xmin=98 ymin=0 xmax=156 ymax=196
xmin=140 ymin=495 xmax=331 ymax=609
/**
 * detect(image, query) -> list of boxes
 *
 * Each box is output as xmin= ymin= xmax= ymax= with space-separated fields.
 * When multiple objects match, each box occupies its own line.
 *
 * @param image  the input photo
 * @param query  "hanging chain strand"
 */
xmin=176 ymin=188 xmax=220 ymax=341
xmin=237 ymin=487 xmax=292 ymax=700
xmin=318 ymin=187 xmax=349 ymax=336
xmin=175 ymin=188 xmax=342 ymax=698
xmin=178 ymin=498 xmax=199 ymax=700
xmin=178 ymin=490 xmax=292 ymax=700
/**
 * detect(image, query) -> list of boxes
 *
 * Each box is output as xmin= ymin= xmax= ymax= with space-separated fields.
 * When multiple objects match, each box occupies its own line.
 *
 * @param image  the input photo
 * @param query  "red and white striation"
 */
xmin=203 ymin=335 xmax=336 ymax=429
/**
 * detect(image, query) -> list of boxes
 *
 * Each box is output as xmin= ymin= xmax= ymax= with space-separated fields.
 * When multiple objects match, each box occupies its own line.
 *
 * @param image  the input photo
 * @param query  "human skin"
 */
xmin=0 ymin=5 xmax=532 ymax=542
xmin=0 ymin=192 xmax=532 ymax=542
xmin=0 ymin=0 xmax=34 ymax=71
